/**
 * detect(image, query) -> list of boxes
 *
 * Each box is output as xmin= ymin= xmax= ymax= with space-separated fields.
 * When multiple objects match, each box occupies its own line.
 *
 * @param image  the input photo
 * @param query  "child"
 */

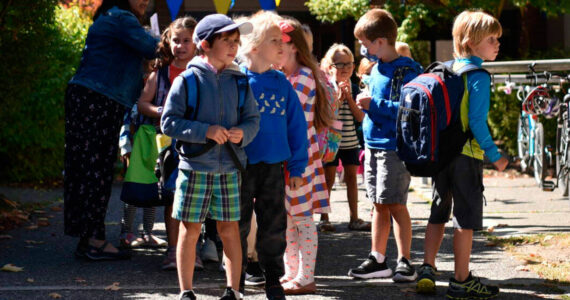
xmin=161 ymin=14 xmax=259 ymax=300
xmin=278 ymin=17 xmax=334 ymax=295
xmin=348 ymin=8 xmax=423 ymax=282
xmin=320 ymin=43 xmax=369 ymax=232
xmin=416 ymin=10 xmax=508 ymax=298
xmin=395 ymin=42 xmax=412 ymax=59
xmin=133 ymin=16 xmax=198 ymax=270
xmin=237 ymin=11 xmax=309 ymax=299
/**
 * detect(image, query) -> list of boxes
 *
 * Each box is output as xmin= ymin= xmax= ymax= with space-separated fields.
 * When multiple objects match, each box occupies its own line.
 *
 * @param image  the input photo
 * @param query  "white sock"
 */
xmin=370 ymin=251 xmax=385 ymax=263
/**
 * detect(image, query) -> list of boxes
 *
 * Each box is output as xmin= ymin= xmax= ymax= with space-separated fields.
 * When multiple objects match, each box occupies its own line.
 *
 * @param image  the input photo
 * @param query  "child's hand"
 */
xmin=289 ymin=176 xmax=303 ymax=191
xmin=206 ymin=125 xmax=229 ymax=144
xmin=228 ymin=127 xmax=243 ymax=144
xmin=356 ymin=94 xmax=371 ymax=111
xmin=493 ymin=156 xmax=508 ymax=172
xmin=338 ymin=81 xmax=352 ymax=102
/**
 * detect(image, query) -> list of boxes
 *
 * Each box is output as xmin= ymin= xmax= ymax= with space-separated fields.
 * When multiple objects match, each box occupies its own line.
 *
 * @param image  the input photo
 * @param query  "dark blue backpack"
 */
xmin=396 ymin=60 xmax=487 ymax=177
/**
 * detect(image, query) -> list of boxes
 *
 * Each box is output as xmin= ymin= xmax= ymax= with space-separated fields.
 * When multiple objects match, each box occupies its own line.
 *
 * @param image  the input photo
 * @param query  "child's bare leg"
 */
xmin=371 ymin=203 xmax=390 ymax=255
xmin=344 ymin=165 xmax=359 ymax=221
xmin=423 ymin=223 xmax=445 ymax=267
xmin=453 ymin=228 xmax=473 ymax=281
xmin=165 ymin=205 xmax=179 ymax=247
xmin=217 ymin=221 xmax=242 ymax=289
xmin=389 ymin=204 xmax=412 ymax=259
xmin=177 ymin=221 xmax=202 ymax=291
xmin=321 ymin=166 xmax=337 ymax=222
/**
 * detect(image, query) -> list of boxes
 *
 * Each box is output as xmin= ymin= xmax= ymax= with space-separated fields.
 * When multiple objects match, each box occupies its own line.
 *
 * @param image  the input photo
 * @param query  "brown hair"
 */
xmin=354 ymin=8 xmax=397 ymax=45
xmin=155 ymin=16 xmax=198 ymax=69
xmin=356 ymin=57 xmax=376 ymax=78
xmin=452 ymin=10 xmax=502 ymax=58
xmin=283 ymin=17 xmax=333 ymax=131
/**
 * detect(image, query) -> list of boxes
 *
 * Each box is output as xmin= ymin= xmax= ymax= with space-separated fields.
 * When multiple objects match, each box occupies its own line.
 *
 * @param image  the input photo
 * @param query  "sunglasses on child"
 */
xmin=332 ymin=62 xmax=354 ymax=69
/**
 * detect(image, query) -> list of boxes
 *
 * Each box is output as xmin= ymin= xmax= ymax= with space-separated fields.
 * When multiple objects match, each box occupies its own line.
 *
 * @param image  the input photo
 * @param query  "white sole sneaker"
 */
xmin=393 ymin=271 xmax=418 ymax=282
xmin=348 ymin=268 xmax=392 ymax=279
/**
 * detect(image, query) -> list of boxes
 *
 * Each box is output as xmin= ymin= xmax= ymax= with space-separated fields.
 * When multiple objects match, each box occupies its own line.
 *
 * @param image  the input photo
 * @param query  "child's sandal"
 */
xmin=85 ymin=241 xmax=131 ymax=261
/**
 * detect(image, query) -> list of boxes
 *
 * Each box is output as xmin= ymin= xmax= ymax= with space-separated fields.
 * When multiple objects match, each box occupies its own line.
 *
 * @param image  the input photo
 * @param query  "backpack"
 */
xmin=396 ymin=60 xmax=486 ymax=177
xmin=174 ymin=67 xmax=248 ymax=172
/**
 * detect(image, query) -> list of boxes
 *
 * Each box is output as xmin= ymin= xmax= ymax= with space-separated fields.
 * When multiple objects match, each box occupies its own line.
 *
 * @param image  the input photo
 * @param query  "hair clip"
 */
xmin=278 ymin=21 xmax=294 ymax=43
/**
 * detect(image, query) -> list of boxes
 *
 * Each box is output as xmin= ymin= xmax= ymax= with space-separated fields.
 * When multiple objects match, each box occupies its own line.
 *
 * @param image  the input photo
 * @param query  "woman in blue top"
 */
xmin=64 ymin=0 xmax=158 ymax=261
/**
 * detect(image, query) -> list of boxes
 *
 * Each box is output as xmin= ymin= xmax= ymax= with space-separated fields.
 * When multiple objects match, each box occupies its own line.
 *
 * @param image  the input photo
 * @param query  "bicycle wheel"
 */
xmin=533 ymin=122 xmax=546 ymax=186
xmin=517 ymin=116 xmax=531 ymax=173
xmin=556 ymin=117 xmax=569 ymax=196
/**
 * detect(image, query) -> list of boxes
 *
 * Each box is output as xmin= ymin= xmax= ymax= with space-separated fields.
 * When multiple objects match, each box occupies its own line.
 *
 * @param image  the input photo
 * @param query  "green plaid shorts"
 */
xmin=172 ymin=170 xmax=241 ymax=223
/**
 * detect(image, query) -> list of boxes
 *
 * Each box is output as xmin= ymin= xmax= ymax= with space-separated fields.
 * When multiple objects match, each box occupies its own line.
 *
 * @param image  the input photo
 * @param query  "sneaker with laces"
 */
xmin=219 ymin=287 xmax=238 ymax=300
xmin=348 ymin=254 xmax=392 ymax=279
xmin=245 ymin=261 xmax=265 ymax=286
xmin=201 ymin=238 xmax=219 ymax=262
xmin=179 ymin=290 xmax=196 ymax=300
xmin=161 ymin=247 xmax=177 ymax=270
xmin=446 ymin=272 xmax=499 ymax=299
xmin=416 ymin=263 xmax=437 ymax=294
xmin=392 ymin=257 xmax=417 ymax=282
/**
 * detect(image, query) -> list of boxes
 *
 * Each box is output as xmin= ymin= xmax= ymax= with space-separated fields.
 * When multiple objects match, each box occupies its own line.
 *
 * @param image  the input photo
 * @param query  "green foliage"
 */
xmin=0 ymin=1 xmax=91 ymax=182
xmin=305 ymin=0 xmax=370 ymax=23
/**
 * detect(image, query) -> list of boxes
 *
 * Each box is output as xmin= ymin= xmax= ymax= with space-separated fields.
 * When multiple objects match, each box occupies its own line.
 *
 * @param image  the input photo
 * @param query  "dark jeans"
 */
xmin=239 ymin=162 xmax=287 ymax=286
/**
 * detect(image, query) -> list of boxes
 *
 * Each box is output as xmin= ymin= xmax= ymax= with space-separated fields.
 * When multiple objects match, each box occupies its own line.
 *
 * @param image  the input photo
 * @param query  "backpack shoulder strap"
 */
xmin=235 ymin=76 xmax=248 ymax=111
xmin=181 ymin=68 xmax=200 ymax=120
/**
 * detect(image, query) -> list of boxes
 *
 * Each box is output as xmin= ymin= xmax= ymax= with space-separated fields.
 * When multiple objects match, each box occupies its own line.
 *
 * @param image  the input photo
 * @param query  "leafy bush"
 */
xmin=305 ymin=0 xmax=370 ymax=23
xmin=0 ymin=1 xmax=91 ymax=183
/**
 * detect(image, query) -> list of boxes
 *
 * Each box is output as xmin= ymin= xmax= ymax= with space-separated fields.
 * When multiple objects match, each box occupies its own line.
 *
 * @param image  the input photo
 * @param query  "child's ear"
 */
xmin=200 ymin=40 xmax=210 ymax=52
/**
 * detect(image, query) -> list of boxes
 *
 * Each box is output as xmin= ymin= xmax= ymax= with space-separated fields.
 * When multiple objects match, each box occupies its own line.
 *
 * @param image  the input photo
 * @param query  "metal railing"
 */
xmin=482 ymin=58 xmax=570 ymax=84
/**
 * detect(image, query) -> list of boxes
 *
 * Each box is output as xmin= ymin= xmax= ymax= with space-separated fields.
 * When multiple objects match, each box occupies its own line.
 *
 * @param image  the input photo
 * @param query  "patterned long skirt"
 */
xmin=64 ymin=84 xmax=125 ymax=240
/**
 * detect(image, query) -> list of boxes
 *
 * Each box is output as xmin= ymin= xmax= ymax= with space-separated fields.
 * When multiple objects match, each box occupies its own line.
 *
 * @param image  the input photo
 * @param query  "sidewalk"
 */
xmin=0 ymin=174 xmax=569 ymax=299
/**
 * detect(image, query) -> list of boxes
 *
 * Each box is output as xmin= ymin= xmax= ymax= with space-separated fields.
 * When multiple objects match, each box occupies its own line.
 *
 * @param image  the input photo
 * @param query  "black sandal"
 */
xmin=85 ymin=241 xmax=131 ymax=261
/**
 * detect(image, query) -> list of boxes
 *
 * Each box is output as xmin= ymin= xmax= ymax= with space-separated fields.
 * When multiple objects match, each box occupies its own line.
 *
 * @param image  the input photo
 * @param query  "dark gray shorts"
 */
xmin=365 ymin=148 xmax=410 ymax=205
xmin=429 ymin=155 xmax=484 ymax=230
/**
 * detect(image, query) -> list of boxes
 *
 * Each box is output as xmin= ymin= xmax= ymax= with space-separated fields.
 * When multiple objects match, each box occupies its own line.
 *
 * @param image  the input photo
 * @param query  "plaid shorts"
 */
xmin=172 ymin=170 xmax=241 ymax=223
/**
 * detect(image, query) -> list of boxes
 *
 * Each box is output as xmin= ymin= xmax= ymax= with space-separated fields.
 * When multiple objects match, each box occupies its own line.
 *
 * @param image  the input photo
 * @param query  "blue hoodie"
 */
xmin=161 ymin=57 xmax=260 ymax=173
xmin=241 ymin=67 xmax=308 ymax=178
xmin=364 ymin=56 xmax=422 ymax=150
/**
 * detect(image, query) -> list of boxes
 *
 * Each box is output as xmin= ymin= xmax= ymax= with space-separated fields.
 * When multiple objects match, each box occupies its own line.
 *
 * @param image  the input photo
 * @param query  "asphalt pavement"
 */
xmin=1 ymin=174 xmax=569 ymax=299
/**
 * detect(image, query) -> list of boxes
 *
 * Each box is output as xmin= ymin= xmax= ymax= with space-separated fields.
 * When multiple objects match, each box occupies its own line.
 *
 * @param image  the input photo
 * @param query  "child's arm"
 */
xmin=285 ymin=82 xmax=309 ymax=179
xmin=467 ymin=72 xmax=503 ymax=165
xmin=160 ymin=76 xmax=211 ymax=144
xmin=229 ymin=84 xmax=260 ymax=147
xmin=137 ymin=71 xmax=161 ymax=119
xmin=341 ymin=81 xmax=364 ymax=122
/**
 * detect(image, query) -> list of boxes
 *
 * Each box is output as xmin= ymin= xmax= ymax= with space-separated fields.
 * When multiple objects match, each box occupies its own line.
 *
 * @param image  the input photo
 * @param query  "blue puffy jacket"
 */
xmin=69 ymin=6 xmax=158 ymax=108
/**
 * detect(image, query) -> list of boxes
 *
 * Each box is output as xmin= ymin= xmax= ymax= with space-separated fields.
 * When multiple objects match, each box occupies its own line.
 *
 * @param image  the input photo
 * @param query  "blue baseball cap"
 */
xmin=193 ymin=14 xmax=252 ymax=47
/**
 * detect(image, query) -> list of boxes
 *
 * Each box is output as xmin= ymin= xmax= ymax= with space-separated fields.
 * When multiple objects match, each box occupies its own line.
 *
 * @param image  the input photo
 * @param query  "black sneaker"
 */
xmin=265 ymin=284 xmax=286 ymax=300
xmin=392 ymin=257 xmax=418 ymax=282
xmin=416 ymin=263 xmax=437 ymax=294
xmin=179 ymin=290 xmax=196 ymax=300
xmin=220 ymin=287 xmax=238 ymax=300
xmin=348 ymin=254 xmax=392 ymax=279
xmin=245 ymin=261 xmax=265 ymax=286
xmin=446 ymin=273 xmax=499 ymax=299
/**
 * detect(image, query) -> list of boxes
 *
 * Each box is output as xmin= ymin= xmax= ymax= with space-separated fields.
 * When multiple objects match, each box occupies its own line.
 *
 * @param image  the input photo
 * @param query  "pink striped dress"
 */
xmin=285 ymin=66 xmax=331 ymax=217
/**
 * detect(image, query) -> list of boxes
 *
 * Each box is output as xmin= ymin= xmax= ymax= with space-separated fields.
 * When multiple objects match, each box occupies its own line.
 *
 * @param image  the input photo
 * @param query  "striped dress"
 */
xmin=285 ymin=66 xmax=331 ymax=217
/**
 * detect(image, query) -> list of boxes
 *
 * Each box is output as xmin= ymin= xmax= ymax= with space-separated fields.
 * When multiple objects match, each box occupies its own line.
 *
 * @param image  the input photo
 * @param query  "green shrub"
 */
xmin=0 ymin=1 xmax=91 ymax=183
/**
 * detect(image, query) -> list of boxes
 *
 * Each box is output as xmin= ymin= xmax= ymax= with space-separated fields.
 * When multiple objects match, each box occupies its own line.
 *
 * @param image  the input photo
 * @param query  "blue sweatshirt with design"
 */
xmin=364 ymin=56 xmax=422 ymax=150
xmin=241 ymin=67 xmax=308 ymax=178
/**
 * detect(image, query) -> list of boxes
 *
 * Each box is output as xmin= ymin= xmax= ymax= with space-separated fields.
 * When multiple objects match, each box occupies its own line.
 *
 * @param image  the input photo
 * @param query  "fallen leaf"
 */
xmin=50 ymin=206 xmax=62 ymax=212
xmin=48 ymin=292 xmax=62 ymax=299
xmin=400 ymin=287 xmax=416 ymax=293
xmin=487 ymin=226 xmax=495 ymax=233
xmin=37 ymin=220 xmax=50 ymax=227
xmin=33 ymin=210 xmax=46 ymax=214
xmin=75 ymin=277 xmax=87 ymax=283
xmin=26 ymin=278 xmax=34 ymax=283
xmin=0 ymin=234 xmax=13 ymax=240
xmin=1 ymin=264 xmax=24 ymax=272
xmin=105 ymin=282 xmax=120 ymax=291
xmin=26 ymin=225 xmax=38 ymax=230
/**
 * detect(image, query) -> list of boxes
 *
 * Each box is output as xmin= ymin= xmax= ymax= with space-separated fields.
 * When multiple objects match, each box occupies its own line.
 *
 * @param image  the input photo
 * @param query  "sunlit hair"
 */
xmin=452 ymin=10 xmax=502 ymax=58
xmin=155 ymin=16 xmax=197 ymax=69
xmin=282 ymin=17 xmax=333 ymax=131
xmin=395 ymin=41 xmax=412 ymax=58
xmin=320 ymin=43 xmax=354 ymax=73
xmin=238 ymin=10 xmax=282 ymax=65
xmin=356 ymin=57 xmax=376 ymax=78
xmin=354 ymin=8 xmax=397 ymax=45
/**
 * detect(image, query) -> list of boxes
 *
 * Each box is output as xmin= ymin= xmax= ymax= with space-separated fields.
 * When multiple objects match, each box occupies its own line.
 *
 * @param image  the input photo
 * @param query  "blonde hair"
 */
xmin=395 ymin=41 xmax=412 ymax=58
xmin=452 ymin=10 xmax=502 ymax=58
xmin=282 ymin=17 xmax=333 ymax=131
xmin=320 ymin=43 xmax=354 ymax=72
xmin=238 ymin=11 xmax=281 ymax=65
xmin=156 ymin=16 xmax=197 ymax=69
xmin=354 ymin=8 xmax=397 ymax=45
